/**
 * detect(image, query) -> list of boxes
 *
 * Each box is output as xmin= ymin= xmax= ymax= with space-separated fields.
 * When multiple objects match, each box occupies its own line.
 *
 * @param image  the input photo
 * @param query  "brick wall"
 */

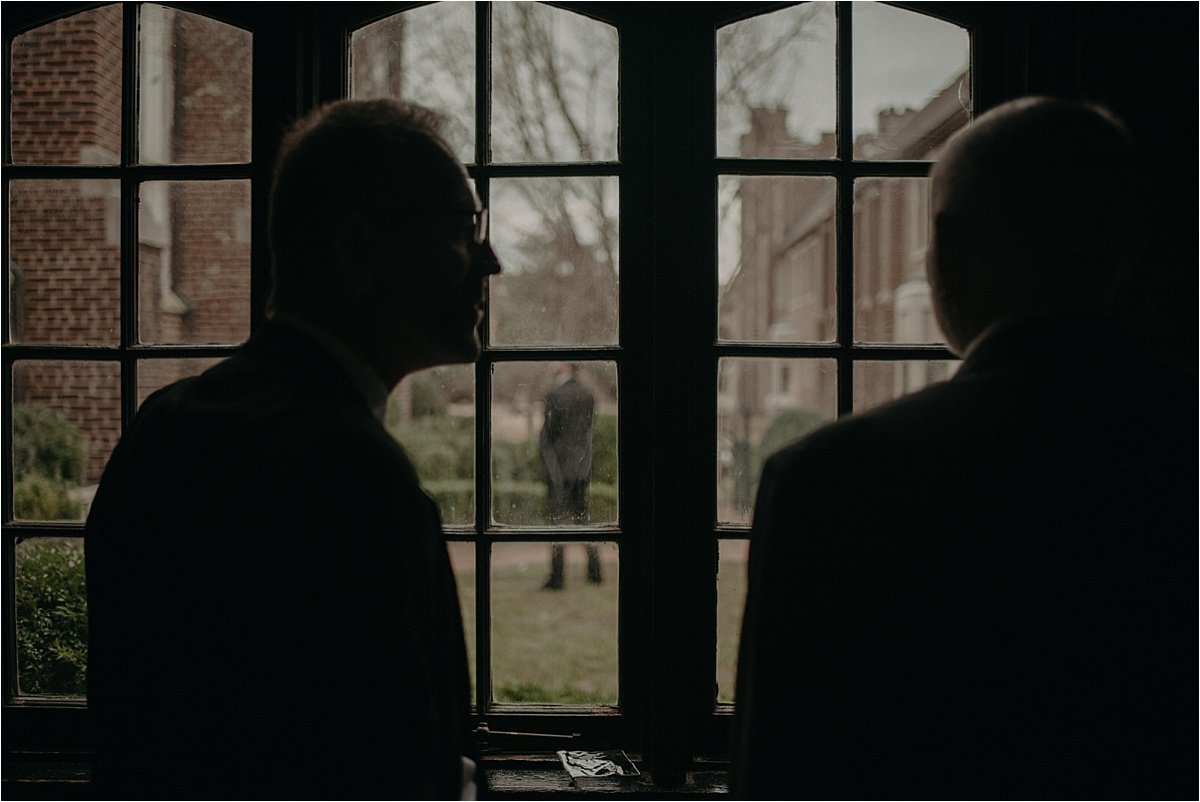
xmin=9 ymin=6 xmax=251 ymax=487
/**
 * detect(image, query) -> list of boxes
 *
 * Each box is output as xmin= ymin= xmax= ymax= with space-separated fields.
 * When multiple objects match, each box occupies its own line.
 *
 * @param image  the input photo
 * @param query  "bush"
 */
xmin=424 ymin=480 xmax=618 ymax=526
xmin=16 ymin=539 xmax=88 ymax=696
xmin=12 ymin=404 xmax=85 ymax=484
xmin=13 ymin=475 xmax=82 ymax=521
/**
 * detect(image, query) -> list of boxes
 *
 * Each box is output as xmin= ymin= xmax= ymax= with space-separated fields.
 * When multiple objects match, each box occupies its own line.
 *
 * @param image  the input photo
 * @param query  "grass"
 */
xmin=453 ymin=546 xmax=751 ymax=706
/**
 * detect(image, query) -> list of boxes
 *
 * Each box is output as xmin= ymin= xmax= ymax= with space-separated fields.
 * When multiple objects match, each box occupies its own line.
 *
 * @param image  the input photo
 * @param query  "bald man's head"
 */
xmin=927 ymin=98 xmax=1142 ymax=354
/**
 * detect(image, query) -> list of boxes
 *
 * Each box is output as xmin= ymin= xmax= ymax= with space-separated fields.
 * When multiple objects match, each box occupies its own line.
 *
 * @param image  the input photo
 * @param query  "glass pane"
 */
xmin=137 ymin=357 xmax=224 ymax=407
xmin=853 ymin=359 xmax=959 ymax=413
xmin=8 ymin=180 xmax=120 ymax=345
xmin=491 ymin=362 xmax=617 ymax=528
xmin=492 ymin=3 xmax=618 ymax=163
xmin=490 ymin=177 xmax=618 ymax=346
xmin=718 ymin=358 xmax=835 ymax=525
xmin=717 ymin=3 xmax=836 ymax=159
xmin=719 ymin=176 xmax=836 ymax=343
xmin=852 ymin=2 xmax=970 ymax=160
xmin=446 ymin=541 xmax=477 ymax=697
xmin=11 ymin=361 xmax=121 ymax=522
xmin=16 ymin=538 xmax=87 ymax=696
xmin=138 ymin=5 xmax=252 ymax=164
xmin=717 ymin=539 xmax=749 ymax=703
xmin=10 ymin=5 xmax=122 ymax=165
xmin=388 ymin=365 xmax=475 ymax=526
xmin=350 ymin=4 xmax=475 ymax=164
xmin=138 ymin=181 xmax=251 ymax=345
xmin=853 ymin=178 xmax=943 ymax=343
xmin=491 ymin=541 xmax=617 ymax=703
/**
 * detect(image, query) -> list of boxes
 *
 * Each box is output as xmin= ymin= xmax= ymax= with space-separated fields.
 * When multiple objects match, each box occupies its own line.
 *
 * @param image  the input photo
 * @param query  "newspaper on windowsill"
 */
xmin=556 ymin=750 xmax=641 ymax=778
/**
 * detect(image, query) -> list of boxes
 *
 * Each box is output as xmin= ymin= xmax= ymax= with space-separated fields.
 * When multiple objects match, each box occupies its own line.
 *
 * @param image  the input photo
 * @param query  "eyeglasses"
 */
xmin=401 ymin=207 xmax=489 ymax=245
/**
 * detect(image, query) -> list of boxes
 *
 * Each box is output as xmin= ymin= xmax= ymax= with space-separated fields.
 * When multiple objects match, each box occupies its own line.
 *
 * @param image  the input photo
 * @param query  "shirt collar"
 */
xmin=271 ymin=314 xmax=389 ymax=423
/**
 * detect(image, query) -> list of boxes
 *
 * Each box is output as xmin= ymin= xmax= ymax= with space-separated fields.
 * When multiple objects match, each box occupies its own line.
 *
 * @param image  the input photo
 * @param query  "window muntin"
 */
xmin=714 ymin=1 xmax=971 ymax=710
xmin=349 ymin=3 xmax=623 ymax=716
xmin=4 ymin=4 xmax=254 ymax=700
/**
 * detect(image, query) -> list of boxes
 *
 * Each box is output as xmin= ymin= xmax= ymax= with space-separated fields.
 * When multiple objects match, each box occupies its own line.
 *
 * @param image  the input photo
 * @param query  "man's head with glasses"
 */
xmin=268 ymin=99 xmax=502 ymax=386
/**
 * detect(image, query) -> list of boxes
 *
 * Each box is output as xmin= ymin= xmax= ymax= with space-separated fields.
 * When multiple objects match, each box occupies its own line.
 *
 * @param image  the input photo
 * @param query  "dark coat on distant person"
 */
xmin=733 ymin=313 xmax=1195 ymax=800
xmin=86 ymin=321 xmax=474 ymax=799
xmin=539 ymin=376 xmax=595 ymax=488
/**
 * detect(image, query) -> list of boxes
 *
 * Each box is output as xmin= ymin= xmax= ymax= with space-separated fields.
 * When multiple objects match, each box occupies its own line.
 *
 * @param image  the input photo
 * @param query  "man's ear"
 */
xmin=332 ymin=210 xmax=375 ymax=292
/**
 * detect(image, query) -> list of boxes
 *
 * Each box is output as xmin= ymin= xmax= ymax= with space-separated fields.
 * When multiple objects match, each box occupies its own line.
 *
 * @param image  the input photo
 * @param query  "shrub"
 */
xmin=15 ymin=539 xmax=88 ymax=696
xmin=13 ymin=475 xmax=82 ymax=521
xmin=12 ymin=404 xmax=85 ymax=484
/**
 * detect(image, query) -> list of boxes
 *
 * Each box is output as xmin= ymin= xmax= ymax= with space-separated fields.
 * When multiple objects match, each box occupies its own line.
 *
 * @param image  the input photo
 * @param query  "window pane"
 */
xmin=350 ymin=4 xmax=475 ymax=164
xmin=853 ymin=359 xmax=959 ymax=413
xmin=138 ymin=5 xmax=252 ymax=165
xmin=490 ymin=177 xmax=618 ymax=346
xmin=16 ymin=538 xmax=87 ymax=696
xmin=491 ymin=541 xmax=617 ymax=704
xmin=388 ymin=365 xmax=475 ymax=527
xmin=137 ymin=357 xmax=224 ymax=407
xmin=719 ymin=176 xmax=836 ymax=343
xmin=717 ymin=539 xmax=749 ymax=703
xmin=852 ymin=2 xmax=970 ymax=160
xmin=138 ymin=180 xmax=251 ymax=345
xmin=446 ymin=541 xmax=477 ymax=697
xmin=717 ymin=3 xmax=836 ymax=159
xmin=718 ymin=358 xmax=835 ymax=525
xmin=491 ymin=362 xmax=617 ymax=528
xmin=8 ymin=180 xmax=120 ymax=345
xmin=11 ymin=361 xmax=120 ymax=522
xmin=853 ymin=178 xmax=943 ymax=344
xmin=492 ymin=3 xmax=618 ymax=163
xmin=9 ymin=5 xmax=122 ymax=165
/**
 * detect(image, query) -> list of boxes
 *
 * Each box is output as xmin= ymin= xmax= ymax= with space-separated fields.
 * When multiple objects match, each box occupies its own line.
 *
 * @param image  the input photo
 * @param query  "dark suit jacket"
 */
xmin=539 ymin=377 xmax=595 ymax=486
xmin=733 ymin=314 xmax=1195 ymax=799
xmin=86 ymin=322 xmax=474 ymax=799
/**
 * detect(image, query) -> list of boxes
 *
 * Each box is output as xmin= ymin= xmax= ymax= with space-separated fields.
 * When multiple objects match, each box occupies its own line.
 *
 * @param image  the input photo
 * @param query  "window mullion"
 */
xmin=835 ymin=1 xmax=854 ymax=417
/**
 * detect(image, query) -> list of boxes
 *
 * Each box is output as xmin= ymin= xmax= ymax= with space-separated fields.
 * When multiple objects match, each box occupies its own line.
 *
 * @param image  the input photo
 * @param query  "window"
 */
xmin=5 ymin=3 xmax=254 ymax=703
xmin=4 ymin=1 xmax=977 ymax=783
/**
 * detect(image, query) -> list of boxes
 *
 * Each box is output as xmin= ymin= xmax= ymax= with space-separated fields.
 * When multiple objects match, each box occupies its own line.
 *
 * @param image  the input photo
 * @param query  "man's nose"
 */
xmin=474 ymin=240 xmax=502 ymax=275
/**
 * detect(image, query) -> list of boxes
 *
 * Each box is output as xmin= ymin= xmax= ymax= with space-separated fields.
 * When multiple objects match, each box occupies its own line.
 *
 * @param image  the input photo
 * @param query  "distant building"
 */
xmin=718 ymin=73 xmax=967 ymax=517
xmin=8 ymin=6 xmax=251 ymax=488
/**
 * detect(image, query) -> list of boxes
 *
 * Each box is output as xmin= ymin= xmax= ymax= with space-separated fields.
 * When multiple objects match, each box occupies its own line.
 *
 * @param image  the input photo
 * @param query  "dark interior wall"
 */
xmin=1021 ymin=2 xmax=1197 ymax=372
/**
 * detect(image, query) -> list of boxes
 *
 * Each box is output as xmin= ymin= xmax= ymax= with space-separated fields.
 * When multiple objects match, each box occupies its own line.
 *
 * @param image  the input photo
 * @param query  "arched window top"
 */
xmin=9 ymin=3 xmax=252 ymax=166
xmin=717 ymin=1 xmax=971 ymax=161
xmin=350 ymin=2 xmax=618 ymax=165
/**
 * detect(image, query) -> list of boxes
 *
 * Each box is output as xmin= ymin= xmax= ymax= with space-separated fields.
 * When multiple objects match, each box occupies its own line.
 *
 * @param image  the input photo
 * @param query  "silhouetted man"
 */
xmin=86 ymin=100 xmax=500 ymax=799
xmin=734 ymin=98 xmax=1194 ymax=799
xmin=539 ymin=363 xmax=601 ymax=589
